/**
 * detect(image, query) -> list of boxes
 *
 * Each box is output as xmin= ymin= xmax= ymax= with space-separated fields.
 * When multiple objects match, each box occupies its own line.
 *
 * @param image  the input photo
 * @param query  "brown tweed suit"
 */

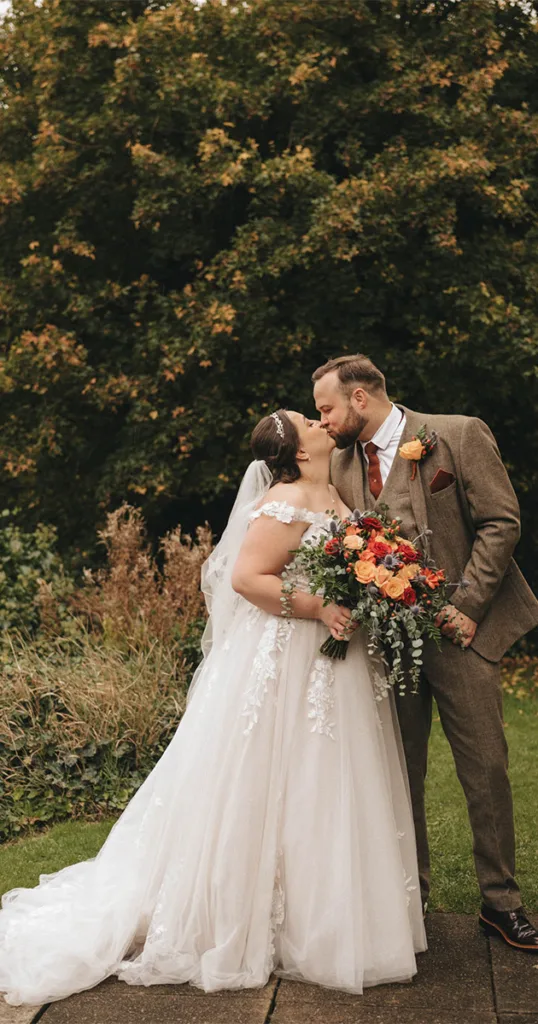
xmin=331 ymin=406 xmax=538 ymax=910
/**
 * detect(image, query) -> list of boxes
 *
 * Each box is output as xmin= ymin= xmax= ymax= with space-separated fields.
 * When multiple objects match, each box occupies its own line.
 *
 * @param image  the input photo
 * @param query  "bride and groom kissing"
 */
xmin=1 ymin=353 xmax=537 ymax=1007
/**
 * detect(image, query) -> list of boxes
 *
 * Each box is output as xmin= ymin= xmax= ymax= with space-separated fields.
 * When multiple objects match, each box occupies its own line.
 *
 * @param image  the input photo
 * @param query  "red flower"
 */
xmin=324 ymin=539 xmax=340 ymax=556
xmin=397 ymin=542 xmax=419 ymax=563
xmin=403 ymin=587 xmax=417 ymax=606
xmin=369 ymin=538 xmax=393 ymax=559
xmin=362 ymin=516 xmax=383 ymax=531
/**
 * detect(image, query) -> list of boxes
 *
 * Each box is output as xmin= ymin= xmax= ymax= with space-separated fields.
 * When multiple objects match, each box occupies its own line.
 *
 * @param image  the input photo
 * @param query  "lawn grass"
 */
xmin=0 ymin=817 xmax=116 ymax=897
xmin=426 ymin=690 xmax=538 ymax=913
xmin=1 ymin=693 xmax=536 ymax=912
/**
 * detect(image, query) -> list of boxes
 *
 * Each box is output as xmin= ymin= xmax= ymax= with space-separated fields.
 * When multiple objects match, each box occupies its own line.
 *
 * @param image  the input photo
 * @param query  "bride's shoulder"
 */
xmin=251 ymin=483 xmax=312 ymax=524
xmin=258 ymin=482 xmax=309 ymax=508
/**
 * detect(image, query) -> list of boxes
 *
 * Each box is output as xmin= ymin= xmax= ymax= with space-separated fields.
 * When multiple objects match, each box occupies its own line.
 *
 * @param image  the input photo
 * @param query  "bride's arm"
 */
xmin=232 ymin=515 xmax=319 ymax=618
xmin=232 ymin=516 xmax=352 ymax=636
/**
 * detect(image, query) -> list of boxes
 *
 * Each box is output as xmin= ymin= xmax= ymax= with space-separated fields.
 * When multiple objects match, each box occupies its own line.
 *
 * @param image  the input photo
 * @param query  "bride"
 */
xmin=0 ymin=409 xmax=426 ymax=1006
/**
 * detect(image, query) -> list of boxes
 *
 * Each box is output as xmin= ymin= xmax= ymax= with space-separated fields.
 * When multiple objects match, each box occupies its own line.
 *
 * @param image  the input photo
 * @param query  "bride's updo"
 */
xmin=251 ymin=410 xmax=301 ymax=484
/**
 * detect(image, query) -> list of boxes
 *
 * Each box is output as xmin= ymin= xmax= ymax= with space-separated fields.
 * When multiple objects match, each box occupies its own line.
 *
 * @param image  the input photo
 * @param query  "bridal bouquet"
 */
xmin=282 ymin=507 xmax=454 ymax=694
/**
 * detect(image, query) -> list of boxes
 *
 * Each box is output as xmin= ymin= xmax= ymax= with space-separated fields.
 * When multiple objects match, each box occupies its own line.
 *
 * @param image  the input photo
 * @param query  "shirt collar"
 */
xmin=360 ymin=403 xmax=405 ymax=453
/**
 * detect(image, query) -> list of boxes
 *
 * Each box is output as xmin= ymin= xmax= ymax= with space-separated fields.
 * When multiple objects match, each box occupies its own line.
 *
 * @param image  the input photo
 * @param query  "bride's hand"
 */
xmin=319 ymin=602 xmax=355 ymax=640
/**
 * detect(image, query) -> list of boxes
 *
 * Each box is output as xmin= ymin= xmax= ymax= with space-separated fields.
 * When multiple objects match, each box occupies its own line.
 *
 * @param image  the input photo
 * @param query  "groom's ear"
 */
xmin=350 ymin=387 xmax=368 ymax=409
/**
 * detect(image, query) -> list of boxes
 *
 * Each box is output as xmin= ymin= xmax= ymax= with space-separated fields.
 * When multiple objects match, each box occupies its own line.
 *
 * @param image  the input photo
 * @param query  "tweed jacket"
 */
xmin=330 ymin=406 xmax=538 ymax=662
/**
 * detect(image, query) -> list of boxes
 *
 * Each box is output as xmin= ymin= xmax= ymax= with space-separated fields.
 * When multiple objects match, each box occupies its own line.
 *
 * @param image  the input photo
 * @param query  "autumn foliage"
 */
xmin=0 ymin=0 xmax=538 ymax=593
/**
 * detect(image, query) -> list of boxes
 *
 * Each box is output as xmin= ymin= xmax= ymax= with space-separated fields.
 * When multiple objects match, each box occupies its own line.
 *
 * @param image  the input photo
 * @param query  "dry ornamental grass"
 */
xmin=0 ymin=506 xmax=212 ymax=838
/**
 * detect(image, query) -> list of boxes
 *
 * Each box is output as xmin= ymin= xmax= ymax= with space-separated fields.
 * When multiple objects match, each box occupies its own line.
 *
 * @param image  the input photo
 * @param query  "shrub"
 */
xmin=1 ymin=0 xmax=538 ymax=608
xmin=0 ymin=505 xmax=211 ymax=839
xmin=0 ymin=509 xmax=72 ymax=636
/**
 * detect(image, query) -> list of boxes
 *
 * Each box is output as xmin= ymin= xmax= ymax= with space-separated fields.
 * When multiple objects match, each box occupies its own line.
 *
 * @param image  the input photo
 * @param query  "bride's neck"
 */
xmin=298 ymin=462 xmax=331 ymax=492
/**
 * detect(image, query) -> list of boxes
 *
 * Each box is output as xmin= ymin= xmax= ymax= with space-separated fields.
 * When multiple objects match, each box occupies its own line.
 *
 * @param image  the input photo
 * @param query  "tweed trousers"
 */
xmin=395 ymin=640 xmax=521 ymax=912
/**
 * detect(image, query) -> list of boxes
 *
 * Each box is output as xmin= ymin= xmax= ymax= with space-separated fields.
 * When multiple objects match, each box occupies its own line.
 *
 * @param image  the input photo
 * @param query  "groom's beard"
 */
xmin=331 ymin=408 xmax=368 ymax=449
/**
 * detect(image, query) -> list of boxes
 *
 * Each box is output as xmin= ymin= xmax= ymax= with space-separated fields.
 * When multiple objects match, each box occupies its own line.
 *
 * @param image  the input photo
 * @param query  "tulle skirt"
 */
xmin=0 ymin=603 xmax=426 ymax=1005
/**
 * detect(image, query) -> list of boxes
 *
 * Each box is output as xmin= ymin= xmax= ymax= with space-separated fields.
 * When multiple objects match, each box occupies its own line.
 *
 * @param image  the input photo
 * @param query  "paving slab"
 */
xmin=499 ymin=1016 xmax=538 ymax=1024
xmin=41 ymin=975 xmax=277 ymax=1024
xmin=276 ymin=914 xmax=494 ymax=1012
xmin=14 ymin=913 xmax=538 ymax=1024
xmin=0 ymin=1006 xmax=42 ymax=1024
xmin=490 ymin=913 xmax=538 ymax=1016
xmin=272 ymin=1005 xmax=497 ymax=1024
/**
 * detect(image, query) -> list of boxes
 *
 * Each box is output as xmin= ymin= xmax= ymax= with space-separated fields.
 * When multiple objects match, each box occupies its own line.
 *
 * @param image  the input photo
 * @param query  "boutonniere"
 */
xmin=399 ymin=426 xmax=439 ymax=480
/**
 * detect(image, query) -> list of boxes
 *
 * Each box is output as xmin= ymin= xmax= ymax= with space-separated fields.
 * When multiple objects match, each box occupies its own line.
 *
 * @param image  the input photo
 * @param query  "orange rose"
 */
xmin=354 ymin=561 xmax=377 ymax=584
xmin=374 ymin=565 xmax=393 ymax=589
xmin=383 ymin=576 xmax=407 ymax=600
xmin=345 ymin=525 xmax=359 ymax=536
xmin=399 ymin=439 xmax=425 ymax=461
xmin=359 ymin=548 xmax=377 ymax=563
xmin=343 ymin=534 xmax=365 ymax=551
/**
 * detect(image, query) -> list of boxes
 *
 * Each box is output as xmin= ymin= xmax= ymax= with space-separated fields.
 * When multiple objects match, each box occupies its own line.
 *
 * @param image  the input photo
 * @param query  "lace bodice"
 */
xmin=249 ymin=501 xmax=330 ymax=593
xmin=249 ymin=501 xmax=329 ymax=539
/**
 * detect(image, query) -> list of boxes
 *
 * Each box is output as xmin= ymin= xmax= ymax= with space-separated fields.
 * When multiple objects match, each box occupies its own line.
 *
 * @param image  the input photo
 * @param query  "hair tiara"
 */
xmin=270 ymin=412 xmax=285 ymax=438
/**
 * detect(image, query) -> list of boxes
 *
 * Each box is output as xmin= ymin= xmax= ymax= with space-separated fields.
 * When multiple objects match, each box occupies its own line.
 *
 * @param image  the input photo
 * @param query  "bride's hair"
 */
xmin=250 ymin=410 xmax=301 ymax=484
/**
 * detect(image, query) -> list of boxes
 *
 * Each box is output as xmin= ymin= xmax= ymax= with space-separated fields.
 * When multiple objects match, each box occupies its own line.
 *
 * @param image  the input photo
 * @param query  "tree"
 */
xmin=1 ymin=0 xmax=538 ymax=598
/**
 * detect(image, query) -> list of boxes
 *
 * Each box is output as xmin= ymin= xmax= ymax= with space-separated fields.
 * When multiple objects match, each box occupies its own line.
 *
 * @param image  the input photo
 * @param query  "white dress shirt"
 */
xmin=360 ymin=404 xmax=406 ymax=485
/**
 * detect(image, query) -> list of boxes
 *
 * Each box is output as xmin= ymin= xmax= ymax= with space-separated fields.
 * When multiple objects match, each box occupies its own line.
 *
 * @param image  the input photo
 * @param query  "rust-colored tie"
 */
xmin=364 ymin=441 xmax=383 ymax=500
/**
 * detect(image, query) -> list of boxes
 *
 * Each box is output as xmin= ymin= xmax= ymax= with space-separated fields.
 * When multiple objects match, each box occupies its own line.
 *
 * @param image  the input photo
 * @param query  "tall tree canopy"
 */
xmin=1 ymin=0 xmax=538 ymax=590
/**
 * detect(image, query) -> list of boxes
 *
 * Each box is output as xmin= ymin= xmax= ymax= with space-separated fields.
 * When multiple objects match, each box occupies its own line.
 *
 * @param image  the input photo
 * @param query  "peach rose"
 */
xmin=383 ymin=576 xmax=407 ymax=600
xmin=374 ymin=565 xmax=393 ymax=589
xmin=354 ymin=561 xmax=377 ymax=584
xmin=397 ymin=563 xmax=420 ymax=581
xmin=343 ymin=534 xmax=365 ymax=551
xmin=359 ymin=548 xmax=377 ymax=563
xmin=399 ymin=439 xmax=425 ymax=461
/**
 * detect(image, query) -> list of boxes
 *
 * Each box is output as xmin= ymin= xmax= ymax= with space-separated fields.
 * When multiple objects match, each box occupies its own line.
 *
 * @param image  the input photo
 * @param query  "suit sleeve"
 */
xmin=450 ymin=417 xmax=521 ymax=623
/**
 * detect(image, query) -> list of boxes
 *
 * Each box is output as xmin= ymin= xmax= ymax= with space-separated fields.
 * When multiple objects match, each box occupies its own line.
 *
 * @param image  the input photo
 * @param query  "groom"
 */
xmin=313 ymin=353 xmax=538 ymax=950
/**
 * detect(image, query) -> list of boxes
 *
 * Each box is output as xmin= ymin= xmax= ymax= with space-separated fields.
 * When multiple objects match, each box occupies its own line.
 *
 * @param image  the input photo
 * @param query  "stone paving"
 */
xmin=1 ymin=915 xmax=537 ymax=1024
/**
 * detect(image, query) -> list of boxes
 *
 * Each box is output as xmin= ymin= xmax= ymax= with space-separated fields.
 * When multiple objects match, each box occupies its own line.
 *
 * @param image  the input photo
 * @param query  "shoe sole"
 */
xmin=479 ymin=915 xmax=538 ymax=952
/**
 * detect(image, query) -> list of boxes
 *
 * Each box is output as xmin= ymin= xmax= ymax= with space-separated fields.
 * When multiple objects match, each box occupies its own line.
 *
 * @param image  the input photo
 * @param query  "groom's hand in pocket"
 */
xmin=435 ymin=604 xmax=477 ymax=648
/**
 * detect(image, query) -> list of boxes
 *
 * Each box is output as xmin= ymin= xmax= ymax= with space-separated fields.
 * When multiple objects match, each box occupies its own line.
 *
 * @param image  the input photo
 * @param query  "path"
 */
xmin=2 ymin=915 xmax=537 ymax=1024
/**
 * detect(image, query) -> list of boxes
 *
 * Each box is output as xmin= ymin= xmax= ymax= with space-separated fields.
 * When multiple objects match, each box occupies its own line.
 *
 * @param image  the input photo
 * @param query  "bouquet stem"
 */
xmin=320 ymin=636 xmax=349 ymax=660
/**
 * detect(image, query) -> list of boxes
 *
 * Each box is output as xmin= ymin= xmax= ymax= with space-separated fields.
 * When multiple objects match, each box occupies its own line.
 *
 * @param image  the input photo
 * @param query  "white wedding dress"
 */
xmin=0 ymin=495 xmax=426 ymax=1006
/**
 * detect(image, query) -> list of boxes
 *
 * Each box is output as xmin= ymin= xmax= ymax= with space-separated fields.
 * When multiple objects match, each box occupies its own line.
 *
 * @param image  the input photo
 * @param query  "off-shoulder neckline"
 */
xmin=249 ymin=500 xmax=331 ymax=525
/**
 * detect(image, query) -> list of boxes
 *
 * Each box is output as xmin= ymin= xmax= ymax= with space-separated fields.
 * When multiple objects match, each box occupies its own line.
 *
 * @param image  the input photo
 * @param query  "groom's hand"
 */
xmin=435 ymin=604 xmax=477 ymax=648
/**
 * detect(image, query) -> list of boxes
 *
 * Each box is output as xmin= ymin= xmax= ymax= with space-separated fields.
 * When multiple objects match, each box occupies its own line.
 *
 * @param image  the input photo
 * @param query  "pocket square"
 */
xmin=430 ymin=468 xmax=456 ymax=494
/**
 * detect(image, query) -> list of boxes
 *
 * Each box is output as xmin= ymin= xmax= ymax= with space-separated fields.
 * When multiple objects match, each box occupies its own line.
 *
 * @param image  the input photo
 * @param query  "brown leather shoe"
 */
xmin=479 ymin=905 xmax=538 ymax=951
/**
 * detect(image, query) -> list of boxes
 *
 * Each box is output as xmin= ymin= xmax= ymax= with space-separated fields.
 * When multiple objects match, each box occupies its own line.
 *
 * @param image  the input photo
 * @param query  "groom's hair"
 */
xmin=312 ymin=354 xmax=386 ymax=395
